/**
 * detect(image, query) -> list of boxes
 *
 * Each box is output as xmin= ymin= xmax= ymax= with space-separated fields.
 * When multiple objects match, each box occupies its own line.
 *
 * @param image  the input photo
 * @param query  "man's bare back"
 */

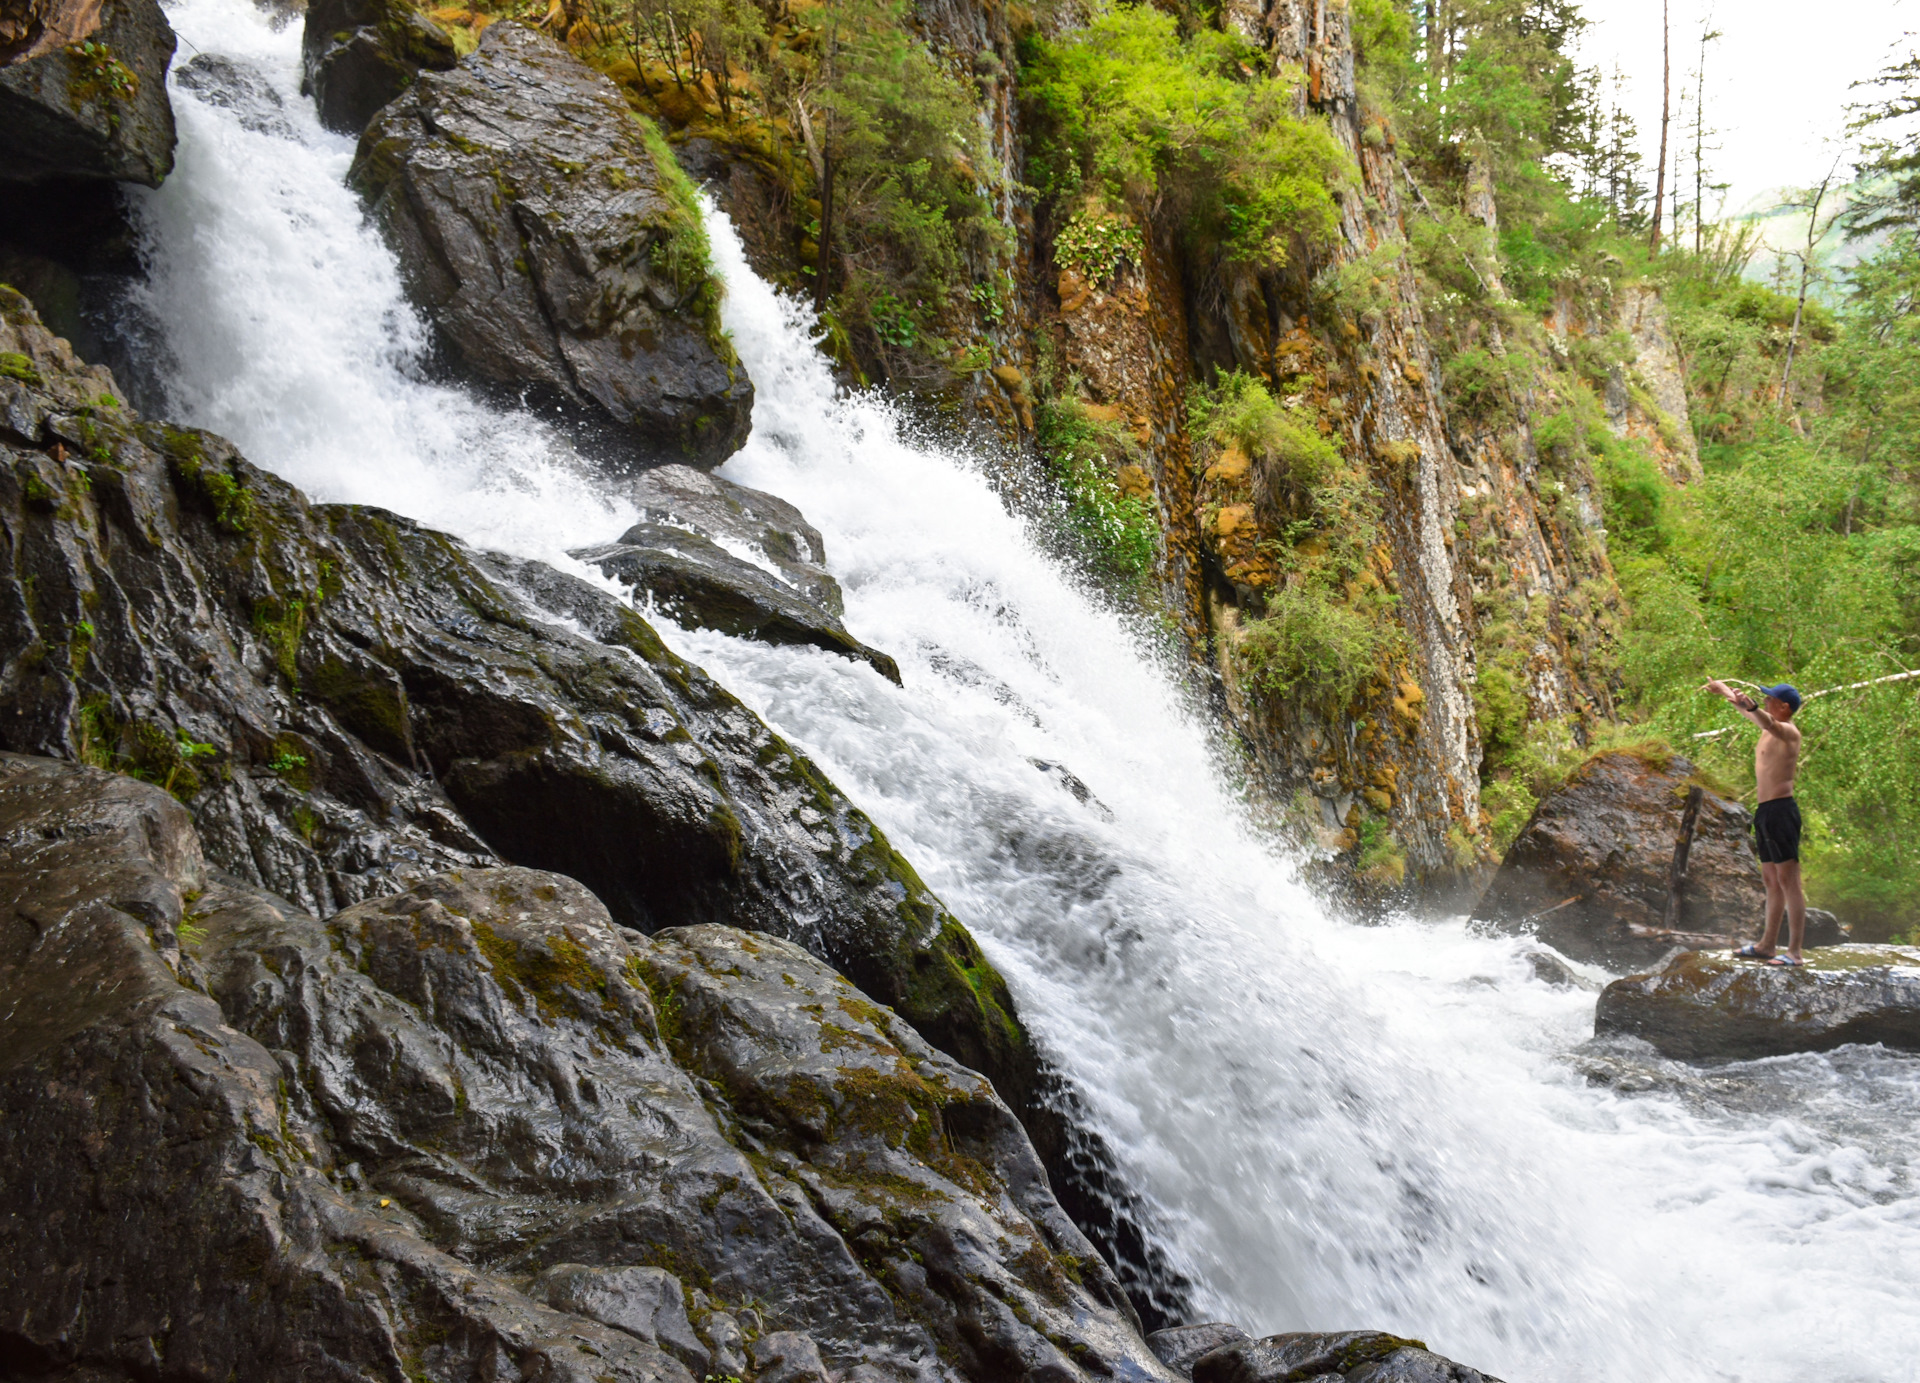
xmin=1703 ymin=680 xmax=1807 ymax=961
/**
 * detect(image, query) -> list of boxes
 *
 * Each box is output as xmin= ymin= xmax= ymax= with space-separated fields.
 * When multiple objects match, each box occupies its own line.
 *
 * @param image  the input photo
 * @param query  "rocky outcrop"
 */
xmin=0 ymin=0 xmax=103 ymax=64
xmin=1594 ymin=945 xmax=1920 ymax=1060
xmin=0 ymin=753 xmax=1167 ymax=1381
xmin=301 ymin=0 xmax=457 ymax=135
xmin=0 ymin=282 xmax=1035 ymax=1143
xmin=1144 ymin=1328 xmax=1500 ymax=1383
xmin=577 ymin=464 xmax=901 ymax=683
xmin=0 ymin=0 xmax=176 ymax=186
xmin=351 ymin=23 xmax=753 ymax=470
xmin=1471 ymin=751 xmax=1785 ymax=968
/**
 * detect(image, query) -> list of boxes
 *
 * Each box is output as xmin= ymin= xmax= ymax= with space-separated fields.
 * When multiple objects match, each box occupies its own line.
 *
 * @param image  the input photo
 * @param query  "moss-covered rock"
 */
xmin=351 ymin=22 xmax=752 ymax=470
xmin=0 ymin=0 xmax=176 ymax=186
xmin=1594 ymin=945 xmax=1920 ymax=1060
xmin=0 ymin=764 xmax=1163 ymax=1382
xmin=0 ymin=282 xmax=1041 ymax=1160
xmin=300 ymin=0 xmax=457 ymax=135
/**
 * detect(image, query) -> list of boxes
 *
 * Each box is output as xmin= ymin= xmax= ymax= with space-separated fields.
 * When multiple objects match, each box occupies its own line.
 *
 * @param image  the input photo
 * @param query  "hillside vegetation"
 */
xmin=415 ymin=0 xmax=1920 ymax=932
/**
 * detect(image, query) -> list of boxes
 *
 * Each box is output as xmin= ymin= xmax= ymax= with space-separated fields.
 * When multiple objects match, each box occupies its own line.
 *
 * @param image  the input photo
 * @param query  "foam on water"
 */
xmin=129 ymin=3 xmax=1920 ymax=1377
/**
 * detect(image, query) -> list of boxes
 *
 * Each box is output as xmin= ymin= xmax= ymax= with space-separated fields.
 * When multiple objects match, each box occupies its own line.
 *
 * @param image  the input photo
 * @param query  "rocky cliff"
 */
xmin=668 ymin=0 xmax=1693 ymax=902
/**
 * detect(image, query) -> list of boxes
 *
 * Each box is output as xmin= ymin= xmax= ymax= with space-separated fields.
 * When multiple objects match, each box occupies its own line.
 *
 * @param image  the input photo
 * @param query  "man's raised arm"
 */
xmin=1703 ymin=679 xmax=1795 ymax=738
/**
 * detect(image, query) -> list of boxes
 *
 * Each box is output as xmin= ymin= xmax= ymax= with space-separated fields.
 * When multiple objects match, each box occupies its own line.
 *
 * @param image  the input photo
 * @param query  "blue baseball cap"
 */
xmin=1763 ymin=684 xmax=1802 ymax=713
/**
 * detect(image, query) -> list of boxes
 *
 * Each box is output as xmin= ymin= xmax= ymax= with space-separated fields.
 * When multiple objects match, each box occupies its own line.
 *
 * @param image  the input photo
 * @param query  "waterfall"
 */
xmin=124 ymin=2 xmax=1920 ymax=1377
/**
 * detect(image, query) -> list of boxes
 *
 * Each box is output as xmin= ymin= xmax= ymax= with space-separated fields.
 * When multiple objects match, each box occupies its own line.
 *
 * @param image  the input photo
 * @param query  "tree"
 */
xmin=1847 ymin=46 xmax=1920 ymax=237
xmin=1648 ymin=0 xmax=1669 ymax=254
xmin=1777 ymin=158 xmax=1845 ymax=416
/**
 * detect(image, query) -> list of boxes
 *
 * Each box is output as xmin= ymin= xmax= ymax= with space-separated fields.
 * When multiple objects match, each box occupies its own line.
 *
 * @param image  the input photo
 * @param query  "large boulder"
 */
xmin=0 ymin=0 xmax=176 ymax=186
xmin=0 ymin=756 xmax=1167 ymax=1381
xmin=577 ymin=464 xmax=901 ymax=683
xmin=351 ymin=23 xmax=753 ymax=469
xmin=1472 ymin=751 xmax=1798 ymax=969
xmin=0 ymin=282 xmax=1036 ymax=1147
xmin=1594 ymin=945 xmax=1920 ymax=1060
xmin=300 ymin=0 xmax=456 ymax=135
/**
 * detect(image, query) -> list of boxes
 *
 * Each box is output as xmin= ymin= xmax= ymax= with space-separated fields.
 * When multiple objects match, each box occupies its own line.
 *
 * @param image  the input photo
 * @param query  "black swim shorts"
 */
xmin=1754 ymin=796 xmax=1802 ymax=864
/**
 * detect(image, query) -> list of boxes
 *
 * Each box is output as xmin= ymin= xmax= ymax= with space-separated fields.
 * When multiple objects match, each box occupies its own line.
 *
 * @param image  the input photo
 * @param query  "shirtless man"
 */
xmin=1704 ymin=680 xmax=1806 ymax=964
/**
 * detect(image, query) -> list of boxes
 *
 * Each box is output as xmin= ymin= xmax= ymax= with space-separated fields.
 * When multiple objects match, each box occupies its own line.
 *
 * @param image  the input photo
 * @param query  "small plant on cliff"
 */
xmin=632 ymin=115 xmax=733 ymax=359
xmin=1236 ymin=582 xmax=1398 ymax=708
xmin=1033 ymin=394 xmax=1157 ymax=589
xmin=1053 ymin=208 xmax=1144 ymax=288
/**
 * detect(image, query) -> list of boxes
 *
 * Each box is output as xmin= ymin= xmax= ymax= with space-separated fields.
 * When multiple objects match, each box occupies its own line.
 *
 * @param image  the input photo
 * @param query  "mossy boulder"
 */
xmin=350 ymin=23 xmax=752 ymax=470
xmin=0 ymin=283 xmax=1039 ymax=1169
xmin=300 ymin=0 xmax=457 ymax=135
xmin=0 ymin=762 xmax=1162 ymax=1383
xmin=0 ymin=0 xmax=176 ymax=186
xmin=1471 ymin=752 xmax=1787 ymax=970
xmin=1594 ymin=945 xmax=1920 ymax=1060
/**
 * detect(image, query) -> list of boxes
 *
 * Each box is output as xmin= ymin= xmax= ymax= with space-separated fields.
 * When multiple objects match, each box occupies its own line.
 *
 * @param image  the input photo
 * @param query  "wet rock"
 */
xmin=534 ymin=1265 xmax=708 ymax=1369
xmin=625 ymin=462 xmax=842 ymax=611
xmin=1193 ymin=1332 xmax=1426 ymax=1383
xmin=645 ymin=923 xmax=1174 ymax=1381
xmin=750 ymin=1330 xmax=833 ymax=1383
xmin=1 ymin=0 xmax=105 ymax=64
xmin=1346 ymin=1347 xmax=1502 ymax=1383
xmin=0 ymin=0 xmax=176 ymax=186
xmin=1523 ymin=948 xmax=1585 ymax=990
xmin=0 ymin=284 xmax=1039 ymax=1144
xmin=300 ymin=0 xmax=455 ymax=134
xmin=174 ymin=51 xmax=295 ymax=137
xmin=0 ymin=782 xmax=696 ymax=1381
xmin=0 ymin=749 xmax=1168 ymax=1383
xmin=1028 ymin=757 xmax=1114 ymax=820
xmin=1594 ymin=945 xmax=1920 ymax=1060
xmin=1149 ymin=1322 xmax=1252 ymax=1375
xmin=1472 ymin=751 xmax=1768 ymax=969
xmin=577 ymin=519 xmax=901 ymax=683
xmin=351 ymin=23 xmax=753 ymax=469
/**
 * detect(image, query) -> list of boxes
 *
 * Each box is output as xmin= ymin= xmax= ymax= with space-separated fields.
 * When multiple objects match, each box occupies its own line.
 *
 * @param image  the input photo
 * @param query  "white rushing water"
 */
xmin=128 ymin=3 xmax=1920 ymax=1378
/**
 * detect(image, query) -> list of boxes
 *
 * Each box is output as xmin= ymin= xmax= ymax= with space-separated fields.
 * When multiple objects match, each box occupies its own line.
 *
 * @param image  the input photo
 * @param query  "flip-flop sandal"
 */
xmin=1765 ymin=955 xmax=1805 ymax=967
xmin=1733 ymin=944 xmax=1775 ymax=960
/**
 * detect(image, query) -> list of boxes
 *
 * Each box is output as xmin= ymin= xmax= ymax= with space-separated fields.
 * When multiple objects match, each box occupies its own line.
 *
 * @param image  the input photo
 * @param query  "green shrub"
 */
xmin=1236 ymin=580 xmax=1397 ymax=707
xmin=1019 ymin=7 xmax=1351 ymax=269
xmin=1033 ymin=395 xmax=1157 ymax=587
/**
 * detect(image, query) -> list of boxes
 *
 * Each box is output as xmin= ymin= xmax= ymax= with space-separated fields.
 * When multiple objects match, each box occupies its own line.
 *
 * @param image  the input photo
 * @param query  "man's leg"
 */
xmin=1779 ymin=861 xmax=1807 ymax=960
xmin=1756 ymin=861 xmax=1785 ymax=954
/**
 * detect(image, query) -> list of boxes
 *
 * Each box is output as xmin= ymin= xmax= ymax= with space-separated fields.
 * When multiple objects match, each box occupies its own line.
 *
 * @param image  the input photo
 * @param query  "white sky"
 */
xmin=1572 ymin=0 xmax=1917 ymax=215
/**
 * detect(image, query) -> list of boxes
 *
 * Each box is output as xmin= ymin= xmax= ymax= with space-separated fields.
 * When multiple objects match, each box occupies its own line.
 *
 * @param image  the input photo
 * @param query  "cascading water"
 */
xmin=124 ymin=2 xmax=1920 ymax=1377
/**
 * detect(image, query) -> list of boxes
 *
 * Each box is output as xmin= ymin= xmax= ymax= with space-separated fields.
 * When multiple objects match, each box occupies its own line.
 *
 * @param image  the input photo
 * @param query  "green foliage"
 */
xmin=1053 ymin=208 xmax=1144 ymax=287
xmin=632 ymin=115 xmax=732 ymax=357
xmin=1351 ymin=815 xmax=1407 ymax=889
xmin=1033 ymin=395 xmax=1157 ymax=587
xmin=1311 ymin=243 xmax=1404 ymax=328
xmin=0 ymin=352 xmax=39 ymax=385
xmin=1237 ymin=582 xmax=1399 ymax=707
xmin=1019 ymin=6 xmax=1351 ymax=268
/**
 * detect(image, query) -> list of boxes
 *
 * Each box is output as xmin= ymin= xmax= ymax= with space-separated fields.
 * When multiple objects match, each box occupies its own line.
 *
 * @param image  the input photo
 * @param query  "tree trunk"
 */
xmin=1649 ymin=0 xmax=1670 ymax=254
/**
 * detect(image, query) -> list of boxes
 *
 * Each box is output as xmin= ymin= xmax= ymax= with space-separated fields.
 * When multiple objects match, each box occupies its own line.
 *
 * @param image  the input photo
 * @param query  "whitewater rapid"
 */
xmin=125 ymin=2 xmax=1920 ymax=1377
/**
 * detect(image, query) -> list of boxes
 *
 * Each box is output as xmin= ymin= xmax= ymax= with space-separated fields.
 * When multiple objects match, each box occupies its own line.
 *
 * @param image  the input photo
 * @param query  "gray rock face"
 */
xmin=1472 ymin=752 xmax=1779 ymax=969
xmin=1594 ymin=945 xmax=1920 ymax=1060
xmin=351 ymin=23 xmax=753 ymax=469
xmin=0 ymin=755 xmax=1162 ymax=1382
xmin=1189 ymin=1333 xmax=1501 ymax=1383
xmin=300 ymin=0 xmax=456 ymax=135
xmin=0 ymin=282 xmax=1038 ymax=1149
xmin=578 ymin=463 xmax=901 ymax=681
xmin=1148 ymin=1323 xmax=1253 ymax=1375
xmin=534 ymin=1265 xmax=710 ymax=1370
xmin=579 ymin=525 xmax=901 ymax=684
xmin=0 ymin=0 xmax=176 ymax=186
xmin=174 ymin=51 xmax=294 ymax=136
